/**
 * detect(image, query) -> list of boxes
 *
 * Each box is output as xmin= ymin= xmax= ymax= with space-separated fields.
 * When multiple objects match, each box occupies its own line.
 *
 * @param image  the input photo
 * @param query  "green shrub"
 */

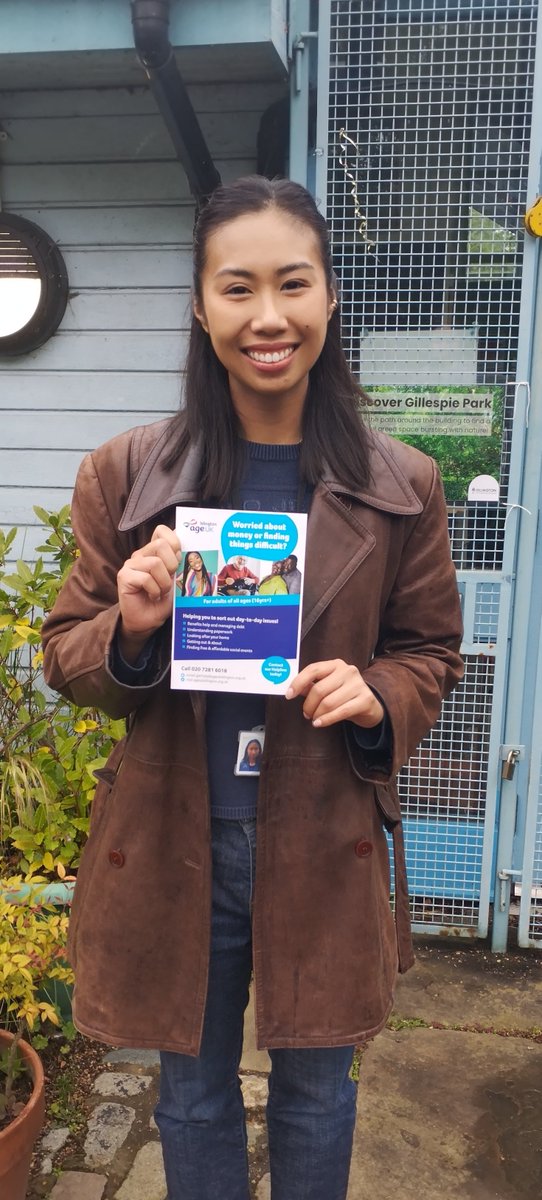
xmin=0 ymin=876 xmax=74 ymax=1120
xmin=0 ymin=508 xmax=123 ymax=879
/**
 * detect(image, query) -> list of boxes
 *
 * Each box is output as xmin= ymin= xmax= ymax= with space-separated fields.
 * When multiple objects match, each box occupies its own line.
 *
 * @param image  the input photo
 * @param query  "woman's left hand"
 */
xmin=285 ymin=659 xmax=384 ymax=729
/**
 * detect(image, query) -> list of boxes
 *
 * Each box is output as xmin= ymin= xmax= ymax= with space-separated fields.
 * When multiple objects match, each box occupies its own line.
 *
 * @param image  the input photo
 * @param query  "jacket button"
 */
xmin=108 ymin=849 xmax=125 ymax=868
xmin=355 ymin=840 xmax=373 ymax=858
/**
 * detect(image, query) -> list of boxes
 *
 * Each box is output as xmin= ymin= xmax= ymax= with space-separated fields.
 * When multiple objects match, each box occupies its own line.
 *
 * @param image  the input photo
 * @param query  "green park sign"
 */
xmin=365 ymin=385 xmax=503 ymax=503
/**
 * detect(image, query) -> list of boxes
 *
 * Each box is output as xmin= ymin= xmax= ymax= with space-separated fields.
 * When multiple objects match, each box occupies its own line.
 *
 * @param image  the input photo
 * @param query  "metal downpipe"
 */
xmin=130 ymin=0 xmax=222 ymax=204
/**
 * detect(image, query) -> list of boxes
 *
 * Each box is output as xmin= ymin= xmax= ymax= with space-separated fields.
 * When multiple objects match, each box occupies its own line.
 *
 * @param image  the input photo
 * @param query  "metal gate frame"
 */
xmin=492 ymin=17 xmax=542 ymax=950
xmin=288 ymin=0 xmax=542 ymax=944
xmin=514 ymin=173 xmax=542 ymax=950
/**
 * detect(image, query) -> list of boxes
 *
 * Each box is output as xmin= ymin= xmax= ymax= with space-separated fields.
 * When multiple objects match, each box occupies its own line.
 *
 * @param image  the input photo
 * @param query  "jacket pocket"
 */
xmin=90 ymin=736 xmax=127 ymax=835
xmin=373 ymin=780 xmax=402 ymax=830
xmin=69 ymin=739 xmax=126 ymax=966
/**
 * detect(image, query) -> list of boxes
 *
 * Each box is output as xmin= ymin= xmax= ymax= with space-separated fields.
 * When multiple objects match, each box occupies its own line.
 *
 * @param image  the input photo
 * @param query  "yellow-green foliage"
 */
xmin=0 ymin=509 xmax=123 ymax=879
xmin=0 ymin=877 xmax=73 ymax=1031
xmin=0 ymin=877 xmax=74 ymax=1118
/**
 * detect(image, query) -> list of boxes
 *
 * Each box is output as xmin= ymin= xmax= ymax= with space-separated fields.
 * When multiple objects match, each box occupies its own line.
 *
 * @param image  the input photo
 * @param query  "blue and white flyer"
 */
xmin=171 ymin=506 xmax=307 ymax=694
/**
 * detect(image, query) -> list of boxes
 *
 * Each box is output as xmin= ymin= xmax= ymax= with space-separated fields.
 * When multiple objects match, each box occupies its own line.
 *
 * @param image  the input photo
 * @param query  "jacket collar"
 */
xmin=118 ymin=426 xmax=422 ymax=532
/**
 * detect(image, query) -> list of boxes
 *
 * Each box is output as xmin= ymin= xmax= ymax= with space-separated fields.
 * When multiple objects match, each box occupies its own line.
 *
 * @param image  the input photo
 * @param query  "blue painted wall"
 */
xmin=0 ymin=78 xmax=288 ymax=558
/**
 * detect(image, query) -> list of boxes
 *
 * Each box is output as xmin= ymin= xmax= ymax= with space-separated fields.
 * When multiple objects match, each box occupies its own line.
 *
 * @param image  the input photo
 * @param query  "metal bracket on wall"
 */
xmin=293 ymin=31 xmax=318 ymax=94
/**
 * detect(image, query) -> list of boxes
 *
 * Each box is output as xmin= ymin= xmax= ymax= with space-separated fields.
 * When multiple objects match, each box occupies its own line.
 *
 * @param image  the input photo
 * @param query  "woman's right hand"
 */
xmin=117 ymin=524 xmax=181 ymax=661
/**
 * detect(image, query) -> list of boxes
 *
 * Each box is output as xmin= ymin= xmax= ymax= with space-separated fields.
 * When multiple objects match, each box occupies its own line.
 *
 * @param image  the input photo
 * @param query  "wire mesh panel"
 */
xmin=399 ymin=655 xmax=493 ymax=928
xmin=324 ymin=0 xmax=538 ymax=932
xmin=527 ymin=773 xmax=542 ymax=945
xmin=327 ymin=0 xmax=537 ymax=567
xmin=518 ymin=631 xmax=542 ymax=948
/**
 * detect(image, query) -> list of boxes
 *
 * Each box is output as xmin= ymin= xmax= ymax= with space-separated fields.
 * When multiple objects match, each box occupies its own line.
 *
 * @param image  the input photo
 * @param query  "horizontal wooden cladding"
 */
xmin=0 ymin=375 xmax=184 ymax=418
xmin=4 ymin=330 xmax=188 ymax=371
xmin=4 ymin=410 xmax=170 ymax=451
xmin=1 ymin=450 xmax=97 ymax=488
xmin=60 ymin=247 xmax=193 ymax=288
xmin=2 ymin=158 xmax=254 ymax=204
xmin=1 ymin=109 xmax=264 ymax=164
xmin=0 ymin=82 xmax=287 ymax=120
xmin=62 ymin=290 xmax=191 ymax=332
xmin=2 ymin=487 xmax=78 ymax=526
xmin=10 ymin=206 xmax=196 ymax=246
xmin=2 ymin=415 xmax=171 ymax=486
xmin=0 ymin=372 xmax=181 ymax=410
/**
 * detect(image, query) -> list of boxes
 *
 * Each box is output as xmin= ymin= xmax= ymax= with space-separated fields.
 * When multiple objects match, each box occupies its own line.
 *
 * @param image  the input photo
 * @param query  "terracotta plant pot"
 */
xmin=0 ymin=1029 xmax=45 ymax=1200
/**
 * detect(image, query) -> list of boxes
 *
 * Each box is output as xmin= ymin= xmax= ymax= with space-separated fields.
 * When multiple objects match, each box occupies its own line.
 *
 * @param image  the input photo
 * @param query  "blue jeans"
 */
xmin=155 ymin=818 xmax=357 ymax=1200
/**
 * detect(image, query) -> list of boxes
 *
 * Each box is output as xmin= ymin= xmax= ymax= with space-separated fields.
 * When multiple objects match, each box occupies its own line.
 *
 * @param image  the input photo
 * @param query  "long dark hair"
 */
xmin=165 ymin=176 xmax=372 ymax=502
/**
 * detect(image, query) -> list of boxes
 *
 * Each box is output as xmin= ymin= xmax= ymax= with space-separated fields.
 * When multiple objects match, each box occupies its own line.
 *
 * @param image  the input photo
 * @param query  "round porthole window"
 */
xmin=0 ymin=213 xmax=69 ymax=356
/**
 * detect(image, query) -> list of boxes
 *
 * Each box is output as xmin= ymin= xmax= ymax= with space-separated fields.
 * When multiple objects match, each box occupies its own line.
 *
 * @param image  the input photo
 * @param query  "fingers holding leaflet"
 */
xmin=117 ymin=524 xmax=182 ymax=639
xmin=286 ymin=659 xmax=385 ymax=729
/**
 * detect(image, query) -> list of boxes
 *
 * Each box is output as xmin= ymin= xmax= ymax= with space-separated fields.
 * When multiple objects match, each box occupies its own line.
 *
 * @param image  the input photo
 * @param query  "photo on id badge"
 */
xmin=235 ymin=729 xmax=265 ymax=776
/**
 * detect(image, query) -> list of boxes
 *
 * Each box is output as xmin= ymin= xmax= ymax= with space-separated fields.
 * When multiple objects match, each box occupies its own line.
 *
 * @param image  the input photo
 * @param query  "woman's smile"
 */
xmin=243 ymin=343 xmax=299 ymax=369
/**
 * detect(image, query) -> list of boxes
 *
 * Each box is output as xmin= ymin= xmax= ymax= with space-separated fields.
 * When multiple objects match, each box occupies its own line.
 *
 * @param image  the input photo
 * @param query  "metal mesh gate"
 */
xmin=322 ymin=0 xmax=539 ymax=933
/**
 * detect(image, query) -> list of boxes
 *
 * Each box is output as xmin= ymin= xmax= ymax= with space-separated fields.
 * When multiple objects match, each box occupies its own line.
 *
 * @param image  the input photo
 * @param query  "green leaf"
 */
xmin=33 ymin=506 xmax=51 ymax=524
xmin=15 ymin=560 xmax=33 ymax=584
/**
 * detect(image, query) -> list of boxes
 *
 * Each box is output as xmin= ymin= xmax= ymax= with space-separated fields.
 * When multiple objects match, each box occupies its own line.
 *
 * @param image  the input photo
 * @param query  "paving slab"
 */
xmin=104 ymin=1048 xmax=160 ymax=1068
xmin=114 ymin=1141 xmax=167 ymax=1200
xmin=40 ymin=1127 xmax=71 ymax=1156
xmin=241 ymin=1073 xmax=268 ymax=1108
xmin=92 ymin=1070 xmax=153 ymax=1096
xmin=347 ymin=1026 xmax=542 ymax=1200
xmin=48 ymin=1173 xmax=108 ymax=1200
xmin=256 ymin=1174 xmax=271 ymax=1199
xmin=394 ymin=943 xmax=542 ymax=1030
xmin=84 ymin=1102 xmax=135 ymax=1168
xmin=39 ymin=1126 xmax=71 ymax=1174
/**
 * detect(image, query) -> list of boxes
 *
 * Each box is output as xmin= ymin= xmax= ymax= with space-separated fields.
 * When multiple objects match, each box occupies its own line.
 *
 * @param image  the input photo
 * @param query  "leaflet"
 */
xmin=171 ymin=506 xmax=307 ymax=694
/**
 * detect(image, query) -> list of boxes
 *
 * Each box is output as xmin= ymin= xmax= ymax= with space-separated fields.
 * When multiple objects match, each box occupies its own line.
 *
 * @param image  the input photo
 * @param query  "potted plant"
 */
xmin=0 ymin=877 xmax=74 ymax=1200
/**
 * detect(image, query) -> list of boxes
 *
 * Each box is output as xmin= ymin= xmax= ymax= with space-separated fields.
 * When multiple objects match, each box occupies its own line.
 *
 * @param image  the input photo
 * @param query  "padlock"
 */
xmin=502 ymin=749 xmax=519 ymax=780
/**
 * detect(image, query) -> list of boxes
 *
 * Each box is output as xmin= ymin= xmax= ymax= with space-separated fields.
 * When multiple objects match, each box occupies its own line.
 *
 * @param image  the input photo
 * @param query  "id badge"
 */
xmin=234 ymin=727 xmax=265 ymax=776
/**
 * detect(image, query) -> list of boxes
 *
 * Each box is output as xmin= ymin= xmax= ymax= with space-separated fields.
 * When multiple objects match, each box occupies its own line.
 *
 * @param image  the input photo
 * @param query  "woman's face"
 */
xmin=187 ymin=552 xmax=203 ymax=571
xmin=193 ymin=208 xmax=334 ymax=422
xmin=246 ymin=740 xmax=261 ymax=763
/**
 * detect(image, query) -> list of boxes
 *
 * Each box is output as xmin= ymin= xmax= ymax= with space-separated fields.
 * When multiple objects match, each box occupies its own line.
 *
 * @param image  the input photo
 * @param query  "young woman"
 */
xmin=238 ymin=737 xmax=264 ymax=772
xmin=179 ymin=549 xmax=216 ymax=596
xmin=42 ymin=176 xmax=463 ymax=1200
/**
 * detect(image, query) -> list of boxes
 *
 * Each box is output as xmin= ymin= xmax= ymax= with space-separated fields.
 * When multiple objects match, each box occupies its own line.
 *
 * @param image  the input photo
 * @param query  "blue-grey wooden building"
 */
xmin=2 ymin=0 xmax=542 ymax=953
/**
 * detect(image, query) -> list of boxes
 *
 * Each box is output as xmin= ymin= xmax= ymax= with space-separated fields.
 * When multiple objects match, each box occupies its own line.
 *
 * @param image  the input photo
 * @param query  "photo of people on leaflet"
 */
xmin=177 ymin=551 xmax=218 ymax=597
xmin=258 ymin=561 xmax=288 ymax=595
xmin=217 ymin=554 xmax=260 ymax=595
xmin=257 ymin=556 xmax=302 ymax=595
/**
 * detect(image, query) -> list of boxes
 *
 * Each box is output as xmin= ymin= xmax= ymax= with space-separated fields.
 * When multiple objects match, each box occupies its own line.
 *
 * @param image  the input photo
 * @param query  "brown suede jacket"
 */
xmin=42 ymin=419 xmax=463 ymax=1054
